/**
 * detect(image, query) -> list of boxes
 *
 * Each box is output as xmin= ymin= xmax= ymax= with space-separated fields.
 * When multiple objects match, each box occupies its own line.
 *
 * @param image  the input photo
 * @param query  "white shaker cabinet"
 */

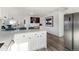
xmin=13 ymin=33 xmax=29 ymax=51
xmin=12 ymin=31 xmax=47 ymax=51
xmin=14 ymin=33 xmax=29 ymax=43
xmin=28 ymin=31 xmax=47 ymax=50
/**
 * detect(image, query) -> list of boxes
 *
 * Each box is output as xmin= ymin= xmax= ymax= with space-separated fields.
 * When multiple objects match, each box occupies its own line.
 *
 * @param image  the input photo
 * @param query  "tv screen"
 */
xmin=30 ymin=17 xmax=40 ymax=23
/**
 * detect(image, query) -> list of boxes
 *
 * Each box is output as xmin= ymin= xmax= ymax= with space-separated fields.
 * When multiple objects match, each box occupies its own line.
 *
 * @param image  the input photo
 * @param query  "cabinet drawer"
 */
xmin=14 ymin=33 xmax=28 ymax=43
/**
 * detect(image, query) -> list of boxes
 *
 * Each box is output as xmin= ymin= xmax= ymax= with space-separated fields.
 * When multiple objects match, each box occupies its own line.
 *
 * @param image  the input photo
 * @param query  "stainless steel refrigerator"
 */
xmin=64 ymin=13 xmax=79 ymax=51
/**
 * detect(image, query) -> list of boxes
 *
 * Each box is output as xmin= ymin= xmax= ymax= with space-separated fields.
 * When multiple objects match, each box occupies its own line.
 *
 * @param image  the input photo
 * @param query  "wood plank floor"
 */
xmin=37 ymin=33 xmax=64 ymax=51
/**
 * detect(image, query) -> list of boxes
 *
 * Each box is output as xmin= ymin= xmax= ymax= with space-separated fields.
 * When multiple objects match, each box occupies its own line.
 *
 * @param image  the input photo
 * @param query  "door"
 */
xmin=28 ymin=31 xmax=47 ymax=51
xmin=64 ymin=14 xmax=73 ymax=50
xmin=73 ymin=13 xmax=79 ymax=51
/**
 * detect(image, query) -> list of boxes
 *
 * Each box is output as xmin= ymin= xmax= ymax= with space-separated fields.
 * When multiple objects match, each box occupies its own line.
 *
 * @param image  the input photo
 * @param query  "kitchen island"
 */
xmin=0 ymin=29 xmax=47 ymax=51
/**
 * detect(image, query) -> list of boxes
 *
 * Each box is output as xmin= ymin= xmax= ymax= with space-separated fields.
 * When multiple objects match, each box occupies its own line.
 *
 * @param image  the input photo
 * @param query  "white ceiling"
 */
xmin=1 ymin=7 xmax=61 ymax=16
xmin=64 ymin=7 xmax=79 ymax=14
xmin=1 ymin=7 xmax=79 ymax=17
xmin=24 ymin=7 xmax=60 ymax=16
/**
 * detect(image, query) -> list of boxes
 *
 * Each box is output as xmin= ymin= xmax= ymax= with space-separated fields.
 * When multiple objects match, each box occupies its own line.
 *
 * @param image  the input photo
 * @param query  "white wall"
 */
xmin=58 ymin=10 xmax=64 ymax=37
xmin=41 ymin=10 xmax=65 ymax=37
xmin=41 ymin=11 xmax=59 ymax=36
xmin=0 ymin=8 xmax=2 ymax=29
xmin=0 ymin=7 xmax=41 ymax=28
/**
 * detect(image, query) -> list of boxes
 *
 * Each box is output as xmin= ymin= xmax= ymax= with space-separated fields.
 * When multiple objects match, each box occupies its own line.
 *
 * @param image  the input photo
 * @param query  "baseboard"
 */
xmin=47 ymin=33 xmax=64 ymax=40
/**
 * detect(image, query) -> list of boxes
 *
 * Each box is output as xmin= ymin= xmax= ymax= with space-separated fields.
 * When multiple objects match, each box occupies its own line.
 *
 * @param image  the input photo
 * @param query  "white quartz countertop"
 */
xmin=0 ymin=29 xmax=46 ymax=41
xmin=0 ymin=29 xmax=46 ymax=34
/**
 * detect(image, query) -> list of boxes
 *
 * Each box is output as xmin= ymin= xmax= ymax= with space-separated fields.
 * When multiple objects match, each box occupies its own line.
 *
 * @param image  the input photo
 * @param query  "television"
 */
xmin=30 ymin=17 xmax=40 ymax=23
